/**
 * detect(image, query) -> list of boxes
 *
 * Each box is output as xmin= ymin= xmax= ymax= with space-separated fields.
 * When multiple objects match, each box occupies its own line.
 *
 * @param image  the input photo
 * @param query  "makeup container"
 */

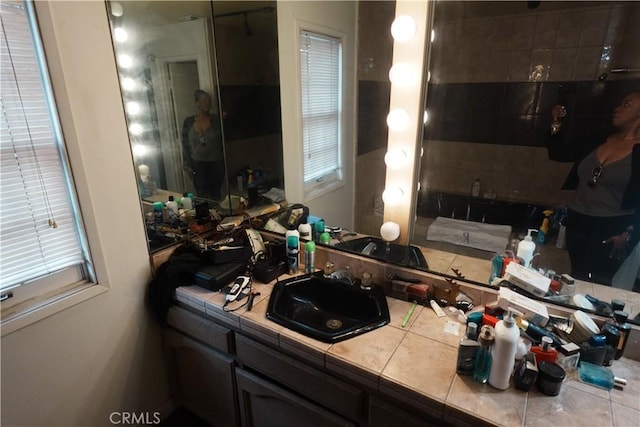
xmin=514 ymin=353 xmax=538 ymax=392
xmin=557 ymin=343 xmax=580 ymax=372
xmin=536 ymin=361 xmax=566 ymax=396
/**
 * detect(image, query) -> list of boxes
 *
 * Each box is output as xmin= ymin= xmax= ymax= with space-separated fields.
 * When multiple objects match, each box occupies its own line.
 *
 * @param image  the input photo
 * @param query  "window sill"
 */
xmin=304 ymin=179 xmax=345 ymax=203
xmin=1 ymin=283 xmax=108 ymax=337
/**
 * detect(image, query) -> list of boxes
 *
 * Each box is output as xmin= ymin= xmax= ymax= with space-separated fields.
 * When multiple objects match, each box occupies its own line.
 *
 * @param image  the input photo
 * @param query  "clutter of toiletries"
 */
xmin=455 ymin=284 xmax=631 ymax=395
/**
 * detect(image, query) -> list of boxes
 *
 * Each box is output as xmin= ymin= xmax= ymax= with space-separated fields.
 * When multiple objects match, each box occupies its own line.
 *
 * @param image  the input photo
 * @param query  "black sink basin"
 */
xmin=333 ymin=237 xmax=429 ymax=269
xmin=266 ymin=273 xmax=390 ymax=343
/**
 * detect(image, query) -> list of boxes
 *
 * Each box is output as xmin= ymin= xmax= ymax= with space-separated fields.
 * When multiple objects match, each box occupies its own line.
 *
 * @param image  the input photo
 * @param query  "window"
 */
xmin=299 ymin=30 xmax=343 ymax=196
xmin=0 ymin=0 xmax=94 ymax=321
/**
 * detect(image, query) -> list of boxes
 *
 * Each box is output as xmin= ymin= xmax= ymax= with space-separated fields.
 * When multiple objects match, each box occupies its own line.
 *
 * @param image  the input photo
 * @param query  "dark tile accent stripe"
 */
xmin=424 ymin=79 xmax=640 ymax=146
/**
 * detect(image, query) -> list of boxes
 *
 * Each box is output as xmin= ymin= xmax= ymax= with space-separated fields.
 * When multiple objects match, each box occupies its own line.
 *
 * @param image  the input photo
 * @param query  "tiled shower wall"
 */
xmin=421 ymin=1 xmax=640 ymax=208
xmin=354 ymin=1 xmax=395 ymax=236
xmin=213 ymin=5 xmax=284 ymax=187
xmin=429 ymin=2 xmax=640 ymax=84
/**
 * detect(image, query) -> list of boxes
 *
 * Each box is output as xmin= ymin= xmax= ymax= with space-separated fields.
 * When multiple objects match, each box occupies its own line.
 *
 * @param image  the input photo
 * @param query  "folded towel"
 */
xmin=426 ymin=217 xmax=511 ymax=253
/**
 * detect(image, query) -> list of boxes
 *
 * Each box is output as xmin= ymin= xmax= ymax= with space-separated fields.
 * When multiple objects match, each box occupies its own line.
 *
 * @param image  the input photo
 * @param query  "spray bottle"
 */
xmin=286 ymin=227 xmax=300 ymax=274
xmin=516 ymin=229 xmax=537 ymax=268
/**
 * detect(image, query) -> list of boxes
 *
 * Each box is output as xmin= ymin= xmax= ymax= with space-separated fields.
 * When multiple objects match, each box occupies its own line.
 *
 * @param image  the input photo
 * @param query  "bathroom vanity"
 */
xmin=159 ymin=244 xmax=640 ymax=427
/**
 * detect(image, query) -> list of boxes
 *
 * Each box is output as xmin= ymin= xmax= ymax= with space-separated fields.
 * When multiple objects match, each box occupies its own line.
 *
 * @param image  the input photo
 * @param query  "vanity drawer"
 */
xmin=167 ymin=306 xmax=233 ymax=354
xmin=236 ymin=334 xmax=363 ymax=421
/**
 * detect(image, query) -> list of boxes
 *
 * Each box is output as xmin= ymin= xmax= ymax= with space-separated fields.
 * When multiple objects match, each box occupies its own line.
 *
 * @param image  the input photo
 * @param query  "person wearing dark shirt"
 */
xmin=181 ymin=89 xmax=225 ymax=200
xmin=546 ymin=91 xmax=640 ymax=286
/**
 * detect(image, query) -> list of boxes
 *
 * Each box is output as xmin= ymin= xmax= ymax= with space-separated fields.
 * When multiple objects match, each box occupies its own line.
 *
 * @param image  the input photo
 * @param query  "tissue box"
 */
xmin=497 ymin=287 xmax=549 ymax=327
xmin=504 ymin=262 xmax=550 ymax=297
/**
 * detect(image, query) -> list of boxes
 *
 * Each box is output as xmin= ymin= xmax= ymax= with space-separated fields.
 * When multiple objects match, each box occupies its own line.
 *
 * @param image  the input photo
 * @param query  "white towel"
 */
xmin=426 ymin=217 xmax=512 ymax=253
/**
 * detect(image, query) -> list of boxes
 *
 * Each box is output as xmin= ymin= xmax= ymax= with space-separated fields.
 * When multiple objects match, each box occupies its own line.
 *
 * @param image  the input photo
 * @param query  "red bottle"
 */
xmin=530 ymin=336 xmax=558 ymax=364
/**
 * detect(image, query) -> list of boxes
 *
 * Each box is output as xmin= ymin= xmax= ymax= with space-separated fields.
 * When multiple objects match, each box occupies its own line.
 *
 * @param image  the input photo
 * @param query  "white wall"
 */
xmin=0 ymin=2 xmax=170 ymax=425
xmin=278 ymin=1 xmax=356 ymax=230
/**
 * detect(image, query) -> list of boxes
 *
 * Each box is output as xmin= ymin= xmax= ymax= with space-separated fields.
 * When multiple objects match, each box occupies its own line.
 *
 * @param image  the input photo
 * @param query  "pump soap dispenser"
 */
xmin=517 ymin=229 xmax=537 ymax=268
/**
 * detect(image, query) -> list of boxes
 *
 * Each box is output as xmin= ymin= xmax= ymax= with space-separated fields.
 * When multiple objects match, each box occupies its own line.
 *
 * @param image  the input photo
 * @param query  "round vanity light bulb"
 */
xmin=384 ymin=149 xmax=407 ymax=170
xmin=431 ymin=29 xmax=436 ymax=43
xmin=382 ymin=187 xmax=404 ymax=206
xmin=423 ymin=110 xmax=429 ymax=124
xmin=388 ymin=63 xmax=416 ymax=86
xmin=391 ymin=15 xmax=416 ymax=42
xmin=380 ymin=221 xmax=401 ymax=242
xmin=121 ymin=77 xmax=136 ymax=91
xmin=110 ymin=2 xmax=124 ymax=17
xmin=138 ymin=164 xmax=150 ymax=177
xmin=126 ymin=101 xmax=140 ymax=115
xmin=118 ymin=54 xmax=133 ymax=69
xmin=132 ymin=144 xmax=149 ymax=157
xmin=387 ymin=109 xmax=410 ymax=132
xmin=129 ymin=123 xmax=143 ymax=136
xmin=114 ymin=27 xmax=128 ymax=43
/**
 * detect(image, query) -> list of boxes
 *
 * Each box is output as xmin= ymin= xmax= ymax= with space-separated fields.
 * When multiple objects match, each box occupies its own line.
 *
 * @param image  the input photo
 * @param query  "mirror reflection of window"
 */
xmin=299 ymin=30 xmax=344 ymax=197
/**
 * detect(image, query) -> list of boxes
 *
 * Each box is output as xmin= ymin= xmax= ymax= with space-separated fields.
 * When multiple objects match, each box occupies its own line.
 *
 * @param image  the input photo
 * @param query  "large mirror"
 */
xmin=412 ymin=1 xmax=639 ymax=319
xmin=107 ymin=0 xmax=283 ymax=252
xmin=107 ymin=1 xmax=639 ymax=322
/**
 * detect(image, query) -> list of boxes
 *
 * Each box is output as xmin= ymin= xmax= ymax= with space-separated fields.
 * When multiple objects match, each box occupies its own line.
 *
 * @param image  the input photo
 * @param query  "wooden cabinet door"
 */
xmin=368 ymin=396 xmax=438 ymax=427
xmin=165 ymin=329 xmax=238 ymax=427
xmin=235 ymin=368 xmax=355 ymax=427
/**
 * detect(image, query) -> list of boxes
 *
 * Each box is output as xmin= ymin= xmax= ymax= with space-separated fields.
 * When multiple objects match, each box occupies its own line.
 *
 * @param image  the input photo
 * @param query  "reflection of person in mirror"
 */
xmin=181 ymin=89 xmax=225 ymax=200
xmin=546 ymin=91 xmax=640 ymax=287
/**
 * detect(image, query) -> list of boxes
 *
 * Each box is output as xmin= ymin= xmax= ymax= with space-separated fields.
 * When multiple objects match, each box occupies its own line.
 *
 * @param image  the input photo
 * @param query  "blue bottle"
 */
xmin=488 ymin=255 xmax=503 ymax=284
xmin=474 ymin=325 xmax=495 ymax=384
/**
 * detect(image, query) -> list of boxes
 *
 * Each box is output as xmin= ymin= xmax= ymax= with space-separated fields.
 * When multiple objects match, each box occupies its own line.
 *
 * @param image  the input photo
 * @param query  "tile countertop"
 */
xmin=174 ymin=279 xmax=640 ymax=427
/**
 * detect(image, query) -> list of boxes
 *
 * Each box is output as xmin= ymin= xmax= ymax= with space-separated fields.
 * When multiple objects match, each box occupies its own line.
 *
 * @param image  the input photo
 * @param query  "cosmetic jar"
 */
xmin=537 ymin=361 xmax=566 ymax=396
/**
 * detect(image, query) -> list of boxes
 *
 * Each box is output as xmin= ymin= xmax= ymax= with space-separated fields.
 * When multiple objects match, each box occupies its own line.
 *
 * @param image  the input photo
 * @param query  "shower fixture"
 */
xmin=597 ymin=68 xmax=640 ymax=81
xmin=243 ymin=13 xmax=254 ymax=37
xmin=214 ymin=5 xmax=274 ymax=37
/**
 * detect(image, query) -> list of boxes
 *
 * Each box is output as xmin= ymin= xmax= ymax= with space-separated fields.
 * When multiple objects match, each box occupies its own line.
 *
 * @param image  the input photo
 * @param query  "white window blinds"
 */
xmin=299 ymin=30 xmax=342 ymax=191
xmin=0 ymin=0 xmax=91 ymax=294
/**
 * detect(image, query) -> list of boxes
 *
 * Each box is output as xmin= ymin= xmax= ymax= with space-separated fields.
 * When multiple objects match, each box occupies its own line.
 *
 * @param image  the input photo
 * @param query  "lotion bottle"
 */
xmin=298 ymin=221 xmax=312 ymax=241
xmin=181 ymin=192 xmax=193 ymax=210
xmin=489 ymin=310 xmax=519 ymax=390
xmin=165 ymin=196 xmax=179 ymax=218
xmin=516 ymin=229 xmax=537 ymax=268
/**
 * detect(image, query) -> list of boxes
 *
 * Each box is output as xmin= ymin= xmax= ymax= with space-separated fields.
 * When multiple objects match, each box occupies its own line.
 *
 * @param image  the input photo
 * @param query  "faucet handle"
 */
xmin=323 ymin=261 xmax=335 ymax=277
xmin=361 ymin=272 xmax=373 ymax=290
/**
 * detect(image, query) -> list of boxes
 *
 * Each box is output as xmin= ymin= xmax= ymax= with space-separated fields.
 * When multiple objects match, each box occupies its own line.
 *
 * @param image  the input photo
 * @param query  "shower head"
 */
xmin=598 ymin=68 xmax=640 ymax=81
xmin=243 ymin=13 xmax=254 ymax=37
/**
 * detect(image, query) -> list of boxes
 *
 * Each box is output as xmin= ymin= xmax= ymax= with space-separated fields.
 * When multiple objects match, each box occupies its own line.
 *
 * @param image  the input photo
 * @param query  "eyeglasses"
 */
xmin=588 ymin=165 xmax=603 ymax=188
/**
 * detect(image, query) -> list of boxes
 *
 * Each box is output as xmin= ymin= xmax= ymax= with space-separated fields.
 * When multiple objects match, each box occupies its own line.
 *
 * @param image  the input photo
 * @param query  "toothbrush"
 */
xmin=402 ymin=301 xmax=418 ymax=328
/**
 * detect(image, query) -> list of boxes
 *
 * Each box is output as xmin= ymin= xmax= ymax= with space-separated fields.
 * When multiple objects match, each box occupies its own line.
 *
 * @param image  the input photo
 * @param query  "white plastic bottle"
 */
xmin=180 ymin=192 xmax=193 ymax=210
xmin=298 ymin=221 xmax=312 ymax=240
xmin=516 ymin=229 xmax=537 ymax=268
xmin=165 ymin=195 xmax=179 ymax=217
xmin=488 ymin=310 xmax=519 ymax=390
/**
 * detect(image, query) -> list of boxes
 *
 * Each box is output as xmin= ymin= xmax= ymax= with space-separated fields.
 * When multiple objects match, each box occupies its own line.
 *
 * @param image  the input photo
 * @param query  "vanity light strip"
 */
xmin=383 ymin=0 xmax=429 ymax=244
